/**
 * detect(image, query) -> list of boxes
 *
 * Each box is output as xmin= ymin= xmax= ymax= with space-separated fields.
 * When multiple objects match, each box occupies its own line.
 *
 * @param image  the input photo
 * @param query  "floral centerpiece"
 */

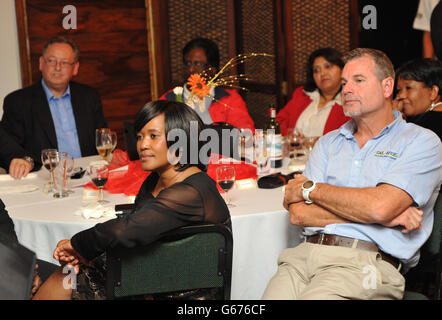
xmin=175 ymin=53 xmax=273 ymax=112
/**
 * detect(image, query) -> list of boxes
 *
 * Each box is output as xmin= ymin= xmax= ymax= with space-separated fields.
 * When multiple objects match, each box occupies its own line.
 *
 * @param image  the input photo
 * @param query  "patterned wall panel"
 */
xmin=240 ymin=0 xmax=276 ymax=84
xmin=167 ymin=0 xmax=230 ymax=86
xmin=239 ymin=0 xmax=276 ymax=129
xmin=291 ymin=0 xmax=351 ymax=86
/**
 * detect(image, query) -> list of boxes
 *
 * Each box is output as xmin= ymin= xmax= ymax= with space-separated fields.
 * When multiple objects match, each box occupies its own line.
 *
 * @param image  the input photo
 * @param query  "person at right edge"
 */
xmin=262 ymin=48 xmax=442 ymax=300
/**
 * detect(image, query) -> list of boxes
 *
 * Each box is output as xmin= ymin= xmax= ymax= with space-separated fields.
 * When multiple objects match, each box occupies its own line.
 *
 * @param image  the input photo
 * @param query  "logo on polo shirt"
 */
xmin=374 ymin=151 xmax=399 ymax=160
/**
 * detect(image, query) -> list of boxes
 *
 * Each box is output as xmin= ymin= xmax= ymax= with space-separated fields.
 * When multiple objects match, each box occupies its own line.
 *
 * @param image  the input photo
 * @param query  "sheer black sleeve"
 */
xmin=71 ymin=182 xmax=207 ymax=261
xmin=0 ymin=199 xmax=18 ymax=244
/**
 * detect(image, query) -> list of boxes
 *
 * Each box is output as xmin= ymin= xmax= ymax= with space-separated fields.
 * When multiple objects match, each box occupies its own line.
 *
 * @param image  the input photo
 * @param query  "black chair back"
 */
xmin=0 ymin=235 xmax=36 ymax=300
xmin=106 ymin=223 xmax=233 ymax=300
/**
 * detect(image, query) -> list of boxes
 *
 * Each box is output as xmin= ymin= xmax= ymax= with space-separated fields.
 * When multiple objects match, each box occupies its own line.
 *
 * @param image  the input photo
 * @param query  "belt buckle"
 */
xmin=318 ymin=233 xmax=325 ymax=245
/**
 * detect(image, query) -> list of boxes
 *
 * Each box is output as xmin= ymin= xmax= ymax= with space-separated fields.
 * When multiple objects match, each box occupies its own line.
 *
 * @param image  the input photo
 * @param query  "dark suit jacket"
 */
xmin=1 ymin=81 xmax=107 ymax=169
xmin=0 ymin=123 xmax=29 ymax=170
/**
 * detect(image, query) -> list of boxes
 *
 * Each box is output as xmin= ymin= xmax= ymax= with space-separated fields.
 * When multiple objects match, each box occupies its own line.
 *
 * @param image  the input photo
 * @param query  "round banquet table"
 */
xmin=1 ymin=155 xmax=305 ymax=300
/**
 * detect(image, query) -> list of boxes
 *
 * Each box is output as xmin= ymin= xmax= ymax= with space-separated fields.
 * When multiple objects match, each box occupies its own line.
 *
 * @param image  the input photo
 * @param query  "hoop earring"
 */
xmin=428 ymin=101 xmax=442 ymax=111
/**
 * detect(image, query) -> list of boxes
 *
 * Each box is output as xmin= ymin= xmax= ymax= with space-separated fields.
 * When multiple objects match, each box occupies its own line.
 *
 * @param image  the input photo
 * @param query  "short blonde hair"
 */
xmin=343 ymin=48 xmax=395 ymax=81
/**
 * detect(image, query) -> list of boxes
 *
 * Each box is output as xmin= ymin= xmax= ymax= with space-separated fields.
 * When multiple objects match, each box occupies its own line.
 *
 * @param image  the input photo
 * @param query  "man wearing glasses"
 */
xmin=1 ymin=36 xmax=107 ymax=179
xmin=161 ymin=38 xmax=255 ymax=131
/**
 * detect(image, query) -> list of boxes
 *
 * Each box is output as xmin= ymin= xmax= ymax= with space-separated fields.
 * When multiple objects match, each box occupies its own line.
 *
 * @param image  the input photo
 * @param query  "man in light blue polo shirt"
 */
xmin=262 ymin=48 xmax=442 ymax=300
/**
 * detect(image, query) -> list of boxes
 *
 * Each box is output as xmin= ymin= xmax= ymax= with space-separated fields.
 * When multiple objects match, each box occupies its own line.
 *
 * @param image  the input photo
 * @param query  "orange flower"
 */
xmin=187 ymin=74 xmax=210 ymax=99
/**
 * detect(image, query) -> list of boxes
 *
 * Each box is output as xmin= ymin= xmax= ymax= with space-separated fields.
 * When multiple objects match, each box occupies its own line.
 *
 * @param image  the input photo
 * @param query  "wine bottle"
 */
xmin=265 ymin=105 xmax=282 ymax=169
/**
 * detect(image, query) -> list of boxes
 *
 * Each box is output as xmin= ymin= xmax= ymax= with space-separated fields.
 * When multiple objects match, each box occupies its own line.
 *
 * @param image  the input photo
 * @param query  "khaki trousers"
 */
xmin=262 ymin=242 xmax=405 ymax=300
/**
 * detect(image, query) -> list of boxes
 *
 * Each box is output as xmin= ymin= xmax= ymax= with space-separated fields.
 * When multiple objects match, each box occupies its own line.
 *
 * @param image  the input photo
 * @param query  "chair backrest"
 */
xmin=105 ymin=223 xmax=233 ymax=299
xmin=0 ymin=235 xmax=36 ymax=300
xmin=423 ymin=191 xmax=442 ymax=258
xmin=431 ymin=191 xmax=442 ymax=299
xmin=123 ymin=121 xmax=139 ymax=161
xmin=404 ymin=191 xmax=442 ymax=300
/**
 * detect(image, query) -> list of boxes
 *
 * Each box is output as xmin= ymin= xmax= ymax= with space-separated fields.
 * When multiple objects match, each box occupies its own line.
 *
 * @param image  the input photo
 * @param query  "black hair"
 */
xmin=134 ymin=100 xmax=208 ymax=172
xmin=182 ymin=38 xmax=220 ymax=71
xmin=396 ymin=58 xmax=442 ymax=92
xmin=304 ymin=47 xmax=344 ymax=92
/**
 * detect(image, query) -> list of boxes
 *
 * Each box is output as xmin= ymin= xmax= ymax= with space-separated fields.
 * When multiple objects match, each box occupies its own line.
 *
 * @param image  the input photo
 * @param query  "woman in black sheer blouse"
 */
xmin=34 ymin=100 xmax=230 ymax=299
xmin=395 ymin=58 xmax=442 ymax=140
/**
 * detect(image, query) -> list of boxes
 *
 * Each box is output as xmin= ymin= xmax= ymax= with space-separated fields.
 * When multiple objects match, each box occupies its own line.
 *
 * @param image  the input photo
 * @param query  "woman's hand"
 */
xmin=384 ymin=206 xmax=423 ymax=233
xmin=53 ymin=239 xmax=88 ymax=273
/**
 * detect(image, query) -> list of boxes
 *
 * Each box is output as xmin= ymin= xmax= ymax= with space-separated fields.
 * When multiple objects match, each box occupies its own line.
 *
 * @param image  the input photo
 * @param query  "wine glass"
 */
xmin=88 ymin=162 xmax=109 ymax=204
xmin=287 ymin=128 xmax=306 ymax=163
xmin=96 ymin=128 xmax=113 ymax=162
xmin=110 ymin=130 xmax=117 ymax=151
xmin=41 ymin=148 xmax=57 ymax=190
xmin=216 ymin=165 xmax=236 ymax=208
xmin=304 ymin=136 xmax=320 ymax=159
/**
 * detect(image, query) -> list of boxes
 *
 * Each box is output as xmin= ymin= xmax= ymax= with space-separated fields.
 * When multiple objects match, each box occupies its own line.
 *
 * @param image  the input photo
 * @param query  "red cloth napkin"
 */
xmin=84 ymin=149 xmax=150 ymax=196
xmin=84 ymin=151 xmax=257 ymax=195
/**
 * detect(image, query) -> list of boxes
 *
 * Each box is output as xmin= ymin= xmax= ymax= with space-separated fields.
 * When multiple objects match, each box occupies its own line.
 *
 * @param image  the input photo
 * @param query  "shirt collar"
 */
xmin=339 ymin=110 xmax=404 ymax=139
xmin=41 ymin=79 xmax=70 ymax=101
xmin=304 ymin=89 xmax=342 ymax=107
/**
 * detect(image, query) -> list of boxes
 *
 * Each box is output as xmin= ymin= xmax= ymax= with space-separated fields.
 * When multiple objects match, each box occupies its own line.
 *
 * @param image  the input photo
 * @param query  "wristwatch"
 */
xmin=302 ymin=180 xmax=316 ymax=204
xmin=23 ymin=156 xmax=34 ymax=169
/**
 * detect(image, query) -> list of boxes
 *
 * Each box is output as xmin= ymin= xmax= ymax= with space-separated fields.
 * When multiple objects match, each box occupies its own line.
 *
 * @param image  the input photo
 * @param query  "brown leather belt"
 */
xmin=306 ymin=234 xmax=400 ymax=269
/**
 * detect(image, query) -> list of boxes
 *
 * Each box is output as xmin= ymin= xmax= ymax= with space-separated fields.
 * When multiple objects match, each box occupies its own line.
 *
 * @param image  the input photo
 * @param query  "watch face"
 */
xmin=303 ymin=180 xmax=314 ymax=189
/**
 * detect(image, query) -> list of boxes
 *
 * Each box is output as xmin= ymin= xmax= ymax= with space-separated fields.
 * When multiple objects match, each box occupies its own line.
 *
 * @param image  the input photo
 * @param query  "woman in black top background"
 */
xmin=34 ymin=100 xmax=230 ymax=300
xmin=395 ymin=58 xmax=442 ymax=140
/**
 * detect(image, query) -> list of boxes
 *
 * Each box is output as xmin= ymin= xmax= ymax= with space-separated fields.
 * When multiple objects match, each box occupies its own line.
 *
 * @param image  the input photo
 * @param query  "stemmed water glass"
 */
xmin=254 ymin=130 xmax=269 ymax=176
xmin=64 ymin=153 xmax=75 ymax=194
xmin=216 ymin=165 xmax=236 ymax=208
xmin=88 ymin=162 xmax=109 ymax=204
xmin=96 ymin=128 xmax=113 ymax=162
xmin=51 ymin=151 xmax=71 ymax=198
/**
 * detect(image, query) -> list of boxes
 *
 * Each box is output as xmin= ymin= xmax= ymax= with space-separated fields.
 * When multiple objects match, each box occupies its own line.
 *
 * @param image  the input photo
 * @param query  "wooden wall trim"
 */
xmin=226 ymin=0 xmax=237 ymax=59
xmin=15 ymin=0 xmax=32 ymax=87
xmin=350 ymin=0 xmax=360 ymax=49
xmin=274 ymin=0 xmax=285 ymax=108
xmin=146 ymin=0 xmax=159 ymax=100
xmin=283 ymin=0 xmax=294 ymax=100
xmin=146 ymin=0 xmax=171 ymax=100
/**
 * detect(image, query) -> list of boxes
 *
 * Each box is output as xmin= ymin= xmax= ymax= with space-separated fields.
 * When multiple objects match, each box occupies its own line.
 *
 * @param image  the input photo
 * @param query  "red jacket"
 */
xmin=276 ymin=86 xmax=351 ymax=136
xmin=160 ymin=87 xmax=255 ymax=131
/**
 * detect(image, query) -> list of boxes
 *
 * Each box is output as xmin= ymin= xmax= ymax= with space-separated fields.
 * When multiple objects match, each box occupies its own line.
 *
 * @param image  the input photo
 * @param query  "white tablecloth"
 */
xmin=1 ymin=155 xmax=304 ymax=300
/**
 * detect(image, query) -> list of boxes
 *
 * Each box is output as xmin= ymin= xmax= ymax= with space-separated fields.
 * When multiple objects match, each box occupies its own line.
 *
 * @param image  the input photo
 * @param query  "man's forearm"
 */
xmin=289 ymin=201 xmax=350 ymax=227
xmin=310 ymin=183 xmax=414 ymax=225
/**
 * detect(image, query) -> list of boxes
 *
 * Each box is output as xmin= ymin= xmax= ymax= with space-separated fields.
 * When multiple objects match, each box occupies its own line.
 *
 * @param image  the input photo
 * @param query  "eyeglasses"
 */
xmin=43 ymin=57 xmax=76 ymax=68
xmin=184 ymin=60 xmax=207 ymax=68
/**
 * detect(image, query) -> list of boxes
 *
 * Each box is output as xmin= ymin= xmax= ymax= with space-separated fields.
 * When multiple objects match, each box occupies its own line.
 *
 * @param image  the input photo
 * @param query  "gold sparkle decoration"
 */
xmin=185 ymin=53 xmax=274 ymax=111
